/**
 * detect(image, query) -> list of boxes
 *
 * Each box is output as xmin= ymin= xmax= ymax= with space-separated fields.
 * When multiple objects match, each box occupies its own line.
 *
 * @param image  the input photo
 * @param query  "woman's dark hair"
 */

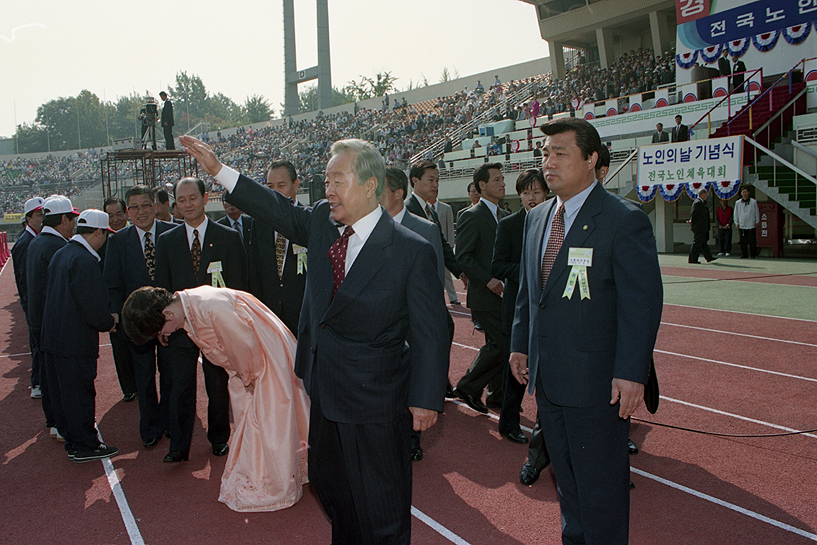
xmin=122 ymin=286 xmax=175 ymax=345
xmin=515 ymin=169 xmax=547 ymax=195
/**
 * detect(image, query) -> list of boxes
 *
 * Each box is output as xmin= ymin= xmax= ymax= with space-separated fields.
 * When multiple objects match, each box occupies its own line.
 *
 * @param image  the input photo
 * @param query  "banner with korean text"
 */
xmin=636 ymin=135 xmax=744 ymax=202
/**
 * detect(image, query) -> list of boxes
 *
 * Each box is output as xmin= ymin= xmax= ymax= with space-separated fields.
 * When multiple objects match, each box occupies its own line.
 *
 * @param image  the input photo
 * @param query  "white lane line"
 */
xmin=664 ymin=303 xmax=817 ymax=323
xmin=453 ymin=341 xmax=479 ymax=351
xmin=631 ymin=468 xmax=817 ymax=542
xmin=660 ymin=322 xmax=817 ymax=348
xmin=411 ymin=506 xmax=474 ymax=545
xmin=102 ymin=457 xmax=145 ymax=545
xmin=654 ymin=349 xmax=817 ymax=383
xmin=660 ymin=396 xmax=817 ymax=440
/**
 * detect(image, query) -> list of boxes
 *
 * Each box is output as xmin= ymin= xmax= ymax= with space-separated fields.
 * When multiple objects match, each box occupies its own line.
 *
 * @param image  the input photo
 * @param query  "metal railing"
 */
xmin=690 ymin=67 xmax=763 ymax=135
xmin=750 ymin=86 xmax=808 ymax=166
xmin=745 ymin=135 xmax=817 ymax=204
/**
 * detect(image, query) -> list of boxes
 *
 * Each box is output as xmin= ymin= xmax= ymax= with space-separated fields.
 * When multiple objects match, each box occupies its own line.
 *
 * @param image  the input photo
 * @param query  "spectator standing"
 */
xmin=716 ymin=197 xmax=733 ymax=256
xmin=734 ymin=187 xmax=760 ymax=258
xmin=671 ymin=115 xmax=689 ymax=142
xmin=652 ymin=123 xmax=669 ymax=143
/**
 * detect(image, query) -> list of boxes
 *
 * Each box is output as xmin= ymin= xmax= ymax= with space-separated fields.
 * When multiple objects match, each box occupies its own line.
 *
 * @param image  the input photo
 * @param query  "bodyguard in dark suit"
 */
xmin=183 ymin=135 xmax=448 ymax=545
xmin=216 ymin=201 xmax=253 ymax=254
xmin=651 ymin=123 xmax=669 ymax=144
xmin=11 ymin=197 xmax=44 ymax=396
xmin=510 ymin=118 xmax=662 ymax=544
xmin=688 ymin=187 xmax=716 ymax=263
xmin=41 ymin=210 xmax=118 ymax=462
xmin=453 ymin=162 xmax=507 ymax=413
xmin=241 ymin=161 xmax=307 ymax=335
xmin=671 ymin=114 xmax=689 ymax=142
xmin=104 ymin=185 xmax=176 ymax=448
xmin=26 ymin=196 xmax=78 ymax=437
xmin=159 ymin=91 xmax=175 ymax=150
xmin=154 ymin=177 xmax=247 ymax=462
xmin=493 ymin=169 xmax=549 ymax=447
xmin=718 ymin=49 xmax=731 ymax=82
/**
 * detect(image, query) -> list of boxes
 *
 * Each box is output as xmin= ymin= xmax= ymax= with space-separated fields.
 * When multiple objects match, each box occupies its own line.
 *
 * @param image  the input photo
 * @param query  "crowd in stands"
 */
xmin=1 ymin=152 xmax=100 ymax=214
xmin=2 ymin=48 xmax=675 ymax=211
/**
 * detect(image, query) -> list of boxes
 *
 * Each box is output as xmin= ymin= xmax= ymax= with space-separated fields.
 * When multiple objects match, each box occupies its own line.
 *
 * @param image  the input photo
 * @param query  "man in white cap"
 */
xmin=11 ymin=197 xmax=44 ymax=398
xmin=26 ymin=195 xmax=79 ymax=441
xmin=41 ymin=209 xmax=118 ymax=462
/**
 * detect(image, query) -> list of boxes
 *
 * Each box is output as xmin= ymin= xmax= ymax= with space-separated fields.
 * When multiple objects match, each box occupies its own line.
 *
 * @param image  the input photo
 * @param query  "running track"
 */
xmin=1 ymin=256 xmax=815 ymax=544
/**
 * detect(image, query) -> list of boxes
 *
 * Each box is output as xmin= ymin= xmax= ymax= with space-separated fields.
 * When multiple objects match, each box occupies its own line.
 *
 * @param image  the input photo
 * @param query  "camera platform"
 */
xmin=100 ymin=149 xmax=198 ymax=199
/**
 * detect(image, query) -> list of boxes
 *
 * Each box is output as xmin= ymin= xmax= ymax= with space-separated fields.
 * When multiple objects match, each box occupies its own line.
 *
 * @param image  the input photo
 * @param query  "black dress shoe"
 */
xmin=520 ymin=461 xmax=543 ymax=486
xmin=501 ymin=429 xmax=529 ymax=444
xmin=630 ymin=480 xmax=635 ymax=489
xmin=453 ymin=389 xmax=488 ymax=414
xmin=445 ymin=384 xmax=457 ymax=399
xmin=143 ymin=437 xmax=160 ymax=449
xmin=410 ymin=447 xmax=424 ymax=462
xmin=628 ymin=439 xmax=638 ymax=455
xmin=212 ymin=443 xmax=229 ymax=457
xmin=123 ymin=393 xmax=136 ymax=402
xmin=163 ymin=451 xmax=188 ymax=463
xmin=707 ymin=256 xmax=719 ymax=262
xmin=485 ymin=398 xmax=503 ymax=409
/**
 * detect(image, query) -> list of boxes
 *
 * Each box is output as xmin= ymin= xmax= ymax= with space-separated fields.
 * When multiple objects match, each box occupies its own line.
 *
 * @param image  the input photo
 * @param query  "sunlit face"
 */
xmin=155 ymin=199 xmax=171 ymax=221
xmin=26 ymin=209 xmax=44 ymax=232
xmin=105 ymin=202 xmax=128 ymax=231
xmin=175 ymin=181 xmax=208 ymax=225
xmin=541 ymin=131 xmax=597 ymax=201
xmin=324 ymin=152 xmax=377 ymax=225
xmin=467 ymin=185 xmax=480 ymax=205
xmin=266 ymin=167 xmax=300 ymax=201
xmin=412 ymin=168 xmax=439 ymax=202
xmin=126 ymin=194 xmax=156 ymax=231
xmin=377 ymin=182 xmax=403 ymax=217
xmin=520 ymin=180 xmax=548 ymax=211
xmin=478 ymin=168 xmax=505 ymax=203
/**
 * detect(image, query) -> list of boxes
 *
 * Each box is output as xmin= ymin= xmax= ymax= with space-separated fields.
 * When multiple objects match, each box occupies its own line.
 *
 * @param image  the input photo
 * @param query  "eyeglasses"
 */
xmin=127 ymin=204 xmax=154 ymax=213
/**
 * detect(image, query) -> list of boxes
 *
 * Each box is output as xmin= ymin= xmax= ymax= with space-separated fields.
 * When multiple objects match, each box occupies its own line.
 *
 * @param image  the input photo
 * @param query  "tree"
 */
xmin=14 ymin=123 xmax=48 ymax=154
xmin=296 ymin=85 xmax=356 ymax=114
xmin=242 ymin=95 xmax=273 ymax=124
xmin=439 ymin=67 xmax=460 ymax=83
xmin=344 ymin=72 xmax=398 ymax=101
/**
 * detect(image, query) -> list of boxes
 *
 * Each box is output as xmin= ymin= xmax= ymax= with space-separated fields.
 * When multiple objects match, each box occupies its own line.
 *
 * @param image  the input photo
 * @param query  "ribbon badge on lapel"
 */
xmin=293 ymin=244 xmax=308 ymax=274
xmin=563 ymin=248 xmax=592 ymax=300
xmin=207 ymin=261 xmax=226 ymax=288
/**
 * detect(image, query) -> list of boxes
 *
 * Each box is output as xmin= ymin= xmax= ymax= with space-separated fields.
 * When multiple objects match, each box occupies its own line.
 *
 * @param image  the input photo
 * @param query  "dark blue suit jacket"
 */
xmin=492 ymin=208 xmax=526 ymax=335
xmin=227 ymin=174 xmax=449 ymax=424
xmin=11 ymin=228 xmax=35 ymax=313
xmin=104 ymin=221 xmax=177 ymax=315
xmin=511 ymin=183 xmax=663 ymax=405
xmin=41 ymin=241 xmax=115 ymax=358
xmin=25 ymin=232 xmax=68 ymax=333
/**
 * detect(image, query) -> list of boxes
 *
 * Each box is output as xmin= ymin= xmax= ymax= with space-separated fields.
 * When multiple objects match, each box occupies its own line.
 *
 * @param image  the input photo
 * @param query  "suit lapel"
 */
xmin=125 ymin=226 xmax=148 ymax=279
xmin=322 ymin=212 xmax=391 ymax=320
xmin=541 ymin=185 xmax=604 ymax=298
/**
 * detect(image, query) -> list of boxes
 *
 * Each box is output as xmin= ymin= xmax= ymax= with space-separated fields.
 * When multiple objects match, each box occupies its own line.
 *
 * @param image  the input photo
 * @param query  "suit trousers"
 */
xmin=163 ymin=125 xmax=175 ymax=149
xmin=499 ymin=330 xmax=524 ymax=432
xmin=456 ymin=309 xmax=504 ymax=402
xmin=37 ymin=336 xmax=62 ymax=429
xmin=165 ymin=343 xmax=199 ymax=454
xmin=29 ymin=328 xmax=41 ymax=388
xmin=444 ymin=271 xmax=458 ymax=303
xmin=526 ymin=421 xmax=551 ymax=469
xmin=109 ymin=329 xmax=136 ymax=396
xmin=309 ymin=393 xmax=412 ymax=545
xmin=129 ymin=339 xmax=171 ymax=442
xmin=536 ymin=375 xmax=630 ymax=545
xmin=202 ymin=356 xmax=231 ymax=445
xmin=52 ymin=353 xmax=100 ymax=452
xmin=718 ymin=227 xmax=732 ymax=255
xmin=688 ymin=232 xmax=713 ymax=263
xmin=739 ymin=228 xmax=758 ymax=258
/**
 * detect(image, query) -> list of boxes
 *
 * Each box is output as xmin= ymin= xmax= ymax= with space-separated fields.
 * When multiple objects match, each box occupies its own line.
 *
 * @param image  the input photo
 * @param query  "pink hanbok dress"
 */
xmin=178 ymin=286 xmax=310 ymax=512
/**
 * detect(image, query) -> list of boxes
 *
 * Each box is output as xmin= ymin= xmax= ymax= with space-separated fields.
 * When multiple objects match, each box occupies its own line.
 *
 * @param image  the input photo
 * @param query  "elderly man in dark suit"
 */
xmin=104 ymin=185 xmax=176 ymax=448
xmin=382 ymin=167 xmax=450 ymax=462
xmin=688 ymin=187 xmax=717 ymax=264
xmin=453 ymin=162 xmax=507 ymax=414
xmin=651 ymin=123 xmax=669 ymax=144
xmin=154 ymin=177 xmax=247 ymax=462
xmin=510 ymin=118 xmax=662 ymax=544
xmin=181 ymin=134 xmax=448 ymax=545
xmin=242 ymin=161 xmax=307 ymax=335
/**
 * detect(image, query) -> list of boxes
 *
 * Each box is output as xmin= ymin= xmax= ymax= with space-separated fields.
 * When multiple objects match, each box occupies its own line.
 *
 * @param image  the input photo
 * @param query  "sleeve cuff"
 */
xmin=215 ymin=165 xmax=240 ymax=193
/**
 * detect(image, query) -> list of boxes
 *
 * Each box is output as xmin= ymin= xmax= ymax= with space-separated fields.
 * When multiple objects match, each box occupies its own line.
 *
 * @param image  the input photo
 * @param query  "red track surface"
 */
xmin=1 ymin=259 xmax=815 ymax=544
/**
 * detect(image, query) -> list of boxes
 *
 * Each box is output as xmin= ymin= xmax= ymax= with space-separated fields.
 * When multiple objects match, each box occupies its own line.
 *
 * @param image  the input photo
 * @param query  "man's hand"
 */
xmin=459 ymin=273 xmax=468 ymax=290
xmin=610 ymin=378 xmax=644 ymax=419
xmin=487 ymin=277 xmax=504 ymax=296
xmin=509 ymin=352 xmax=529 ymax=385
xmin=409 ymin=407 xmax=438 ymax=432
xmin=179 ymin=135 xmax=223 ymax=177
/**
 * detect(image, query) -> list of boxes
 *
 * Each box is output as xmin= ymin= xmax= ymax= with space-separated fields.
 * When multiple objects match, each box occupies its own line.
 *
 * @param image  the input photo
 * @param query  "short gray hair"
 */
xmin=697 ymin=188 xmax=708 ymax=197
xmin=330 ymin=139 xmax=385 ymax=197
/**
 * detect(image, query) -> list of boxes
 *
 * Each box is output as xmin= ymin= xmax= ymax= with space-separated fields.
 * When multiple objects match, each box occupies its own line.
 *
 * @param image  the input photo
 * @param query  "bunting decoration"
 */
xmin=752 ymin=30 xmax=781 ymax=52
xmin=783 ymin=23 xmax=811 ymax=45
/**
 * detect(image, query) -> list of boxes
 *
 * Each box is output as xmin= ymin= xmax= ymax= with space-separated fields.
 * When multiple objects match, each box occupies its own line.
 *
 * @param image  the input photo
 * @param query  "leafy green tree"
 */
xmin=14 ymin=123 xmax=49 ymax=154
xmin=242 ymin=95 xmax=273 ymax=124
xmin=296 ymin=85 xmax=357 ymax=114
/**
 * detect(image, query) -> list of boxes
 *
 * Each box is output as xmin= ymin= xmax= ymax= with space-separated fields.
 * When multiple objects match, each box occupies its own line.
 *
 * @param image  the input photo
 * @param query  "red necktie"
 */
xmin=328 ymin=226 xmax=355 ymax=297
xmin=540 ymin=203 xmax=565 ymax=289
